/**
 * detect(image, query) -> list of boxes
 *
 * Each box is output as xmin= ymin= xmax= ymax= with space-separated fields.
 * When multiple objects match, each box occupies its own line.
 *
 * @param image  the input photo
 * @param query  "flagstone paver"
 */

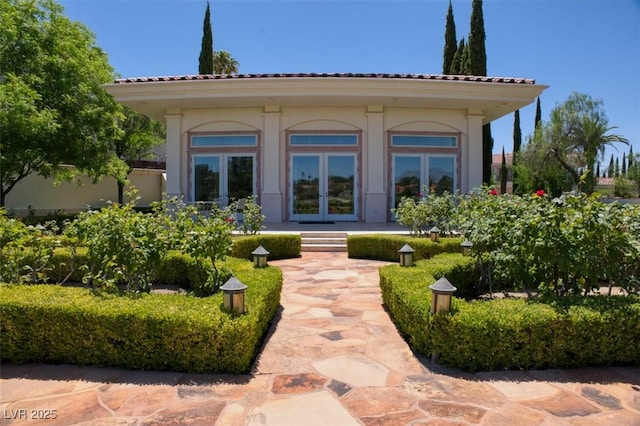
xmin=1 ymin=252 xmax=639 ymax=425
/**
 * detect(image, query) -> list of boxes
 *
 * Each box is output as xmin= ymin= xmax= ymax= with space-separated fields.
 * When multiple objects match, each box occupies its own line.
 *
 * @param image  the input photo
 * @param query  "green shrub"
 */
xmin=348 ymin=234 xmax=463 ymax=262
xmin=380 ymin=254 xmax=640 ymax=372
xmin=0 ymin=257 xmax=282 ymax=374
xmin=231 ymin=234 xmax=301 ymax=260
xmin=417 ymin=253 xmax=480 ymax=299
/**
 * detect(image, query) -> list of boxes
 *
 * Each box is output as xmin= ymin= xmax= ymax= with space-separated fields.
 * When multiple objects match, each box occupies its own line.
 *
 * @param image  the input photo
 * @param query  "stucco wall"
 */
xmin=4 ymin=168 xmax=165 ymax=215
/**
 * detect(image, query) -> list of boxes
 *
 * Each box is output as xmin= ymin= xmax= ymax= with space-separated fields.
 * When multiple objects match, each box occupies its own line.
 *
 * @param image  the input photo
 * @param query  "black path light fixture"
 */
xmin=429 ymin=276 xmax=457 ymax=362
xmin=220 ymin=276 xmax=248 ymax=314
xmin=429 ymin=226 xmax=441 ymax=242
xmin=398 ymin=244 xmax=415 ymax=267
xmin=460 ymin=239 xmax=473 ymax=256
xmin=252 ymin=245 xmax=270 ymax=268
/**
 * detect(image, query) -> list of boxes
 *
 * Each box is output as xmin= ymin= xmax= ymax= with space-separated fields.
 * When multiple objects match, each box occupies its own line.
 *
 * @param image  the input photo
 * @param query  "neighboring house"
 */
xmin=105 ymin=73 xmax=546 ymax=223
xmin=491 ymin=152 xmax=513 ymax=194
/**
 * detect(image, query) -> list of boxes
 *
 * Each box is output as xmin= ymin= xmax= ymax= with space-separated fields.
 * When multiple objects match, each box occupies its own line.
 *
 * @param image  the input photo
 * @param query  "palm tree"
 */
xmin=213 ymin=50 xmax=239 ymax=75
xmin=547 ymin=93 xmax=628 ymax=194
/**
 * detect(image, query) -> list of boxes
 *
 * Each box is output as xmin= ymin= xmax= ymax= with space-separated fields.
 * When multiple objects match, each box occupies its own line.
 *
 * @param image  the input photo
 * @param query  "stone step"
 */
xmin=300 ymin=232 xmax=347 ymax=252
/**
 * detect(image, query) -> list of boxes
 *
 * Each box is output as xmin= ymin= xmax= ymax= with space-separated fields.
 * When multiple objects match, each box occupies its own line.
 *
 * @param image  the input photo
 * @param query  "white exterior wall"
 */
xmin=5 ymin=168 xmax=165 ymax=215
xmin=166 ymin=104 xmax=482 ymax=223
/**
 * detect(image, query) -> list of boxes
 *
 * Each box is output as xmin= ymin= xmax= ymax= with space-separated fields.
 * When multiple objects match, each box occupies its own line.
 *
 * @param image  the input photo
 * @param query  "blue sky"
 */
xmin=60 ymin=0 xmax=639 ymax=164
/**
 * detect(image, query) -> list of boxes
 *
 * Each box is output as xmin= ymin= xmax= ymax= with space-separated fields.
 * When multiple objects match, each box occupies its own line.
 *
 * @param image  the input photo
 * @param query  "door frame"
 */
xmin=288 ymin=152 xmax=358 ymax=222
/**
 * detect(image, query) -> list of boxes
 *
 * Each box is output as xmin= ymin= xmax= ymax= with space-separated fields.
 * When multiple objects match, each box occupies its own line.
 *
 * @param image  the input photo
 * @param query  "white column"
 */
xmin=164 ymin=109 xmax=183 ymax=197
xmin=261 ymin=106 xmax=283 ymax=222
xmin=466 ymin=112 xmax=484 ymax=192
xmin=365 ymin=105 xmax=387 ymax=222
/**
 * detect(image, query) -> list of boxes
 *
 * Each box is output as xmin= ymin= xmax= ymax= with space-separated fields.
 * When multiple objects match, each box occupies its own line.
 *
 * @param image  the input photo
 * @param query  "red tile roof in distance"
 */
xmin=114 ymin=73 xmax=536 ymax=85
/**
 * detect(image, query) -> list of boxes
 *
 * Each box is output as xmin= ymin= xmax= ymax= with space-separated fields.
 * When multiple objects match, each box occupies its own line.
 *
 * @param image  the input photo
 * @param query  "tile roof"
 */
xmin=114 ymin=73 xmax=535 ymax=85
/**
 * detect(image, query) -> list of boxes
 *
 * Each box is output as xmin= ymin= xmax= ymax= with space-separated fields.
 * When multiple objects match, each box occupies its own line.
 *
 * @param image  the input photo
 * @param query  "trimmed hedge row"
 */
xmin=380 ymin=254 xmax=640 ymax=372
xmin=348 ymin=234 xmax=464 ymax=262
xmin=0 ymin=257 xmax=282 ymax=374
xmin=231 ymin=234 xmax=301 ymax=260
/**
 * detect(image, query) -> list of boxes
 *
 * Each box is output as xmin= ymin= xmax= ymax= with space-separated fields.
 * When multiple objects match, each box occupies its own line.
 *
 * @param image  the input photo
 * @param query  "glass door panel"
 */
xmin=193 ymin=156 xmax=221 ymax=202
xmin=227 ymin=156 xmax=254 ymax=203
xmin=326 ymin=155 xmax=356 ymax=220
xmin=428 ymin=157 xmax=455 ymax=195
xmin=393 ymin=156 xmax=421 ymax=208
xmin=292 ymin=155 xmax=321 ymax=220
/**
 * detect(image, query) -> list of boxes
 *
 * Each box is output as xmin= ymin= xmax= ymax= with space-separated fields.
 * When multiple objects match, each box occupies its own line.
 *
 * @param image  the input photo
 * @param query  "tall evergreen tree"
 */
xmin=608 ymin=154 xmax=614 ymax=178
xmin=442 ymin=1 xmax=457 ymax=74
xmin=512 ymin=110 xmax=522 ymax=194
xmin=535 ymin=97 xmax=542 ymax=129
xmin=622 ymin=152 xmax=627 ymax=175
xmin=468 ymin=0 xmax=491 ymax=184
xmin=467 ymin=0 xmax=487 ymax=76
xmin=500 ymin=148 xmax=507 ymax=194
xmin=198 ymin=1 xmax=214 ymax=74
xmin=449 ymin=38 xmax=465 ymax=74
xmin=615 ymin=157 xmax=620 ymax=178
xmin=629 ymin=145 xmax=634 ymax=169
xmin=596 ymin=162 xmax=600 ymax=179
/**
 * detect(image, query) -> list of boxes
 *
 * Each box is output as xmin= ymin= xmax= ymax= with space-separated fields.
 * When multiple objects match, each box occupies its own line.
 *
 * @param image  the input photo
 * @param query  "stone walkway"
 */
xmin=1 ymin=252 xmax=639 ymax=425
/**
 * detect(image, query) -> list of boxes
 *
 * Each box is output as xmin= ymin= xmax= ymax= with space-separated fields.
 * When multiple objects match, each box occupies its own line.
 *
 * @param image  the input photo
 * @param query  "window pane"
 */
xmin=194 ymin=157 xmax=220 ymax=201
xmin=192 ymin=135 xmax=256 ymax=147
xmin=429 ymin=157 xmax=455 ymax=194
xmin=394 ymin=156 xmax=421 ymax=206
xmin=227 ymin=156 xmax=254 ymax=201
xmin=290 ymin=134 xmax=357 ymax=146
xmin=292 ymin=156 xmax=320 ymax=214
xmin=392 ymin=135 xmax=456 ymax=147
xmin=327 ymin=156 xmax=355 ymax=215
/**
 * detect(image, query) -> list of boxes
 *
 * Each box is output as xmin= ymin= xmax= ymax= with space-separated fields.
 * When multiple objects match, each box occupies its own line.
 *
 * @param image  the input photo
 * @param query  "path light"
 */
xmin=220 ymin=276 xmax=248 ymax=314
xmin=252 ymin=245 xmax=270 ymax=268
xmin=398 ymin=244 xmax=415 ymax=267
xmin=460 ymin=240 xmax=473 ymax=256
xmin=429 ymin=276 xmax=457 ymax=363
xmin=429 ymin=226 xmax=441 ymax=242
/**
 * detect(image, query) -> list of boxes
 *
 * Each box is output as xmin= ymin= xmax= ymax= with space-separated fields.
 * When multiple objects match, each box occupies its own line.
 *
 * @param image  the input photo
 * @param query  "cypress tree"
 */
xmin=596 ymin=162 xmax=601 ymax=179
xmin=198 ymin=1 xmax=214 ymax=75
xmin=512 ymin=110 xmax=521 ymax=194
xmin=608 ymin=154 xmax=614 ymax=178
xmin=622 ymin=152 xmax=627 ymax=175
xmin=461 ymin=41 xmax=471 ymax=75
xmin=534 ymin=97 xmax=542 ymax=129
xmin=467 ymin=0 xmax=487 ymax=76
xmin=615 ymin=157 xmax=620 ymax=178
xmin=629 ymin=145 xmax=634 ymax=169
xmin=449 ymin=38 xmax=465 ymax=74
xmin=500 ymin=148 xmax=507 ymax=194
xmin=442 ymin=1 xmax=457 ymax=74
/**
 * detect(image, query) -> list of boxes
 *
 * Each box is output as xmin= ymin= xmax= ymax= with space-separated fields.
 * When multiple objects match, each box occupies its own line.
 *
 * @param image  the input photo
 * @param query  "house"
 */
xmin=104 ymin=73 xmax=546 ymax=223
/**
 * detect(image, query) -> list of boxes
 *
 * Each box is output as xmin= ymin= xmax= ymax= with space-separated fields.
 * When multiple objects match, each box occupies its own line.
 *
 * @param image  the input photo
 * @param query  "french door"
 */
xmin=290 ymin=153 xmax=357 ymax=221
xmin=192 ymin=154 xmax=256 ymax=207
xmin=392 ymin=154 xmax=457 ymax=209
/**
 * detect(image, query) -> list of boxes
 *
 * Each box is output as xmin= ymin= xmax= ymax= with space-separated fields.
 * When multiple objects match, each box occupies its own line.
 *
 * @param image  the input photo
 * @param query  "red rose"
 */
xmin=536 ymin=189 xmax=545 ymax=197
xmin=489 ymin=189 xmax=497 ymax=196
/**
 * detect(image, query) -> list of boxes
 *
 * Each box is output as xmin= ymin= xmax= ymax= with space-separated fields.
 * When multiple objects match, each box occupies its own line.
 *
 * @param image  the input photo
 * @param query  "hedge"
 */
xmin=231 ymin=234 xmax=301 ymax=260
xmin=380 ymin=254 xmax=640 ymax=372
xmin=348 ymin=234 xmax=463 ymax=262
xmin=0 ymin=257 xmax=282 ymax=374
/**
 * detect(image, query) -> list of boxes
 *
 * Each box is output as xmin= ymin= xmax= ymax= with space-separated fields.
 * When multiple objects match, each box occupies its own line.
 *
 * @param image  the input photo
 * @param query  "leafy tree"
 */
xmin=449 ymin=38 xmax=465 ymax=74
xmin=198 ymin=1 xmax=214 ymax=74
xmin=543 ymin=92 xmax=628 ymax=194
xmin=628 ymin=153 xmax=640 ymax=196
xmin=111 ymin=107 xmax=165 ymax=204
xmin=500 ymin=148 xmax=507 ymax=194
xmin=442 ymin=0 xmax=457 ymax=74
xmin=512 ymin=110 xmax=522 ymax=194
xmin=0 ymin=0 xmax=122 ymax=207
xmin=213 ymin=50 xmax=239 ymax=74
xmin=535 ymin=97 xmax=542 ymax=129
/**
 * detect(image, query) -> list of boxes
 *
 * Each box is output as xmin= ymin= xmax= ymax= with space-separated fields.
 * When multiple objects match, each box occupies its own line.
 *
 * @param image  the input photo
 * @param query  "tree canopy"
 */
xmin=213 ymin=50 xmax=239 ymax=74
xmin=0 ymin=0 xmax=123 ymax=206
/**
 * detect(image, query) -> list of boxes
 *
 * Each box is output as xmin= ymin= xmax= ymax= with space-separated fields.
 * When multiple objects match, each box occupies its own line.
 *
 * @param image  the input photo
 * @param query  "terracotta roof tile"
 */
xmin=113 ymin=73 xmax=536 ymax=85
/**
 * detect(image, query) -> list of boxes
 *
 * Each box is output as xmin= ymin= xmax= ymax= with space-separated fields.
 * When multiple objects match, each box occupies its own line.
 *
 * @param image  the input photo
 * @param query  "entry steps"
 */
xmin=300 ymin=232 xmax=347 ymax=252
